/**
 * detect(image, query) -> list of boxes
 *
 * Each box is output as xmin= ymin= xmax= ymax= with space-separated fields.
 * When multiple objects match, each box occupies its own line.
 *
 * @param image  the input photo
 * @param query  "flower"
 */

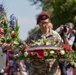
xmin=64 ymin=44 xmax=71 ymax=51
xmin=0 ymin=4 xmax=4 ymax=11
xmin=10 ymin=31 xmax=16 ymax=37
xmin=14 ymin=54 xmax=19 ymax=59
xmin=27 ymin=43 xmax=31 ymax=46
xmin=36 ymin=50 xmax=44 ymax=58
xmin=14 ymin=37 xmax=76 ymax=62
xmin=59 ymin=42 xmax=63 ymax=46
xmin=60 ymin=50 xmax=65 ymax=55
xmin=56 ymin=51 xmax=60 ymax=55
xmin=24 ymin=52 xmax=28 ymax=57
xmin=44 ymin=51 xmax=48 ymax=56
xmin=29 ymin=52 xmax=34 ymax=56
xmin=50 ymin=50 xmax=55 ymax=54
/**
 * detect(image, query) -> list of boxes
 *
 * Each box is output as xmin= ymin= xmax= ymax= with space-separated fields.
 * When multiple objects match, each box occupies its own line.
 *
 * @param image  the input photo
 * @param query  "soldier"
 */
xmin=25 ymin=12 xmax=61 ymax=75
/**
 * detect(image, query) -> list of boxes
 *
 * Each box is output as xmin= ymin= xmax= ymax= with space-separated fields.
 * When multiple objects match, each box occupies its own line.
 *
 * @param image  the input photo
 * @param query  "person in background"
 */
xmin=73 ymin=67 xmax=76 ymax=75
xmin=10 ymin=59 xmax=28 ymax=75
xmin=55 ymin=22 xmax=75 ymax=46
xmin=55 ymin=22 xmax=75 ymax=75
xmin=25 ymin=12 xmax=61 ymax=75
xmin=0 ymin=22 xmax=14 ymax=75
xmin=0 ymin=26 xmax=6 ymax=75
xmin=72 ymin=33 xmax=76 ymax=52
xmin=0 ymin=42 xmax=6 ymax=75
xmin=2 ymin=38 xmax=13 ymax=75
xmin=66 ymin=63 xmax=75 ymax=75
xmin=6 ymin=50 xmax=14 ymax=75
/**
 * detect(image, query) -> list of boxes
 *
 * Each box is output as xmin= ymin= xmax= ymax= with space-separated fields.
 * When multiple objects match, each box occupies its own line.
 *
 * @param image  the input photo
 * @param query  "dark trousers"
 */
xmin=58 ymin=60 xmax=68 ymax=75
xmin=0 ymin=73 xmax=4 ymax=75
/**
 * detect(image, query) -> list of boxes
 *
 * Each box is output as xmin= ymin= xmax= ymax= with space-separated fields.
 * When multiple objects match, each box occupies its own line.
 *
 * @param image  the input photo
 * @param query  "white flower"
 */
xmin=24 ymin=52 xmax=28 ymax=57
xmin=60 ymin=50 xmax=65 ymax=55
xmin=11 ymin=30 xmax=15 ymax=33
xmin=44 ymin=51 xmax=48 ymax=56
xmin=14 ymin=54 xmax=19 ymax=58
xmin=46 ymin=42 xmax=50 ymax=45
xmin=50 ymin=50 xmax=54 ymax=54
xmin=55 ymin=45 xmax=57 ymax=46
xmin=15 ymin=54 xmax=19 ymax=56
xmin=70 ymin=61 xmax=74 ymax=65
xmin=37 ymin=42 xmax=41 ymax=45
xmin=19 ymin=52 xmax=22 ymax=56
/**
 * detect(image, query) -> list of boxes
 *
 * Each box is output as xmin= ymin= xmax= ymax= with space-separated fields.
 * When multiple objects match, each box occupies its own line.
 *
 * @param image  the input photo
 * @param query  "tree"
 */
xmin=28 ymin=0 xmax=76 ymax=29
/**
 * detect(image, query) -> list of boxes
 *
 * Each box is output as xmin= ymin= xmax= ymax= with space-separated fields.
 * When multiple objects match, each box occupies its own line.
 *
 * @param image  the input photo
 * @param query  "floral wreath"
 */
xmin=14 ymin=37 xmax=76 ymax=62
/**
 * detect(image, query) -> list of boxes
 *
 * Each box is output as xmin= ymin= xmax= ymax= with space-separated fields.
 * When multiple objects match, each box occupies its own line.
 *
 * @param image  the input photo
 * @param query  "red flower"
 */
xmin=36 ymin=50 xmax=44 ymax=58
xmin=29 ymin=52 xmax=34 ymax=56
xmin=0 ymin=28 xmax=4 ymax=33
xmin=64 ymin=44 xmax=71 ymax=51
xmin=56 ymin=51 xmax=60 ymax=55
xmin=11 ymin=32 xmax=16 ymax=37
xmin=27 ymin=43 xmax=31 ymax=46
xmin=59 ymin=42 xmax=63 ymax=46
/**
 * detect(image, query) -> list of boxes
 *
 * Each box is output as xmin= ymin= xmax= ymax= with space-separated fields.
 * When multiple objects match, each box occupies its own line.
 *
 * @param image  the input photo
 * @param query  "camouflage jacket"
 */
xmin=26 ymin=29 xmax=61 ymax=44
xmin=25 ymin=29 xmax=61 ymax=75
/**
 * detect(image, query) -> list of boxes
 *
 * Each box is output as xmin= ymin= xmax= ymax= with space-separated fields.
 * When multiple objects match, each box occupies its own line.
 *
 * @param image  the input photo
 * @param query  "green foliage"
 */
xmin=67 ymin=50 xmax=76 ymax=62
xmin=28 ymin=0 xmax=76 ymax=29
xmin=13 ymin=18 xmax=20 ymax=39
xmin=0 ymin=3 xmax=21 ymax=50
xmin=14 ymin=18 xmax=19 ymax=32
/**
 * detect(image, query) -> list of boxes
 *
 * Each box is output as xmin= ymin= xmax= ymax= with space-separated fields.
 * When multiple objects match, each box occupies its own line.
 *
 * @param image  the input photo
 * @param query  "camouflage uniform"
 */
xmin=26 ymin=29 xmax=61 ymax=75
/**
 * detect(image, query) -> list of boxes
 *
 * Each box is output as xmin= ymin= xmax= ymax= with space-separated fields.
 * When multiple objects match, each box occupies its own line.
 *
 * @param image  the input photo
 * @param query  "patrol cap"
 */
xmin=37 ymin=12 xmax=50 ymax=24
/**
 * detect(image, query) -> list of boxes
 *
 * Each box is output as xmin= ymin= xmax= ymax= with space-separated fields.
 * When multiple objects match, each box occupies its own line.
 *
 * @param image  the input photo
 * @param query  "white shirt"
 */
xmin=67 ymin=33 xmax=75 ymax=46
xmin=66 ymin=71 xmax=73 ymax=75
xmin=55 ymin=27 xmax=75 ymax=46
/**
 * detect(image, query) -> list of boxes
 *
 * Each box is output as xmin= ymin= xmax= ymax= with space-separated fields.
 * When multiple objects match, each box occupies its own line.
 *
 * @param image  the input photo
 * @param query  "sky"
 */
xmin=0 ymin=0 xmax=42 ymax=40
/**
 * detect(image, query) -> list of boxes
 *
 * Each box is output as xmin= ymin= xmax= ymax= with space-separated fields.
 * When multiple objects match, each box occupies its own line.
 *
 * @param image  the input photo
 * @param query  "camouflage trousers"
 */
xmin=30 ymin=59 xmax=58 ymax=75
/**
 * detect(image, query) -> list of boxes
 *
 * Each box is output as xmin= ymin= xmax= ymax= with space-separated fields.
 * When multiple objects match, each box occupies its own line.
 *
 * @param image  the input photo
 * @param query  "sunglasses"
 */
xmin=39 ymin=22 xmax=49 ymax=26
